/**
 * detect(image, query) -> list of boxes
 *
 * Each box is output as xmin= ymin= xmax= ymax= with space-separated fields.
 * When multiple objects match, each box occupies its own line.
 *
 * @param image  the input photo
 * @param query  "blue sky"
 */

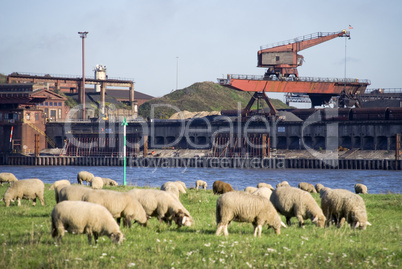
xmin=1 ymin=0 xmax=401 ymax=99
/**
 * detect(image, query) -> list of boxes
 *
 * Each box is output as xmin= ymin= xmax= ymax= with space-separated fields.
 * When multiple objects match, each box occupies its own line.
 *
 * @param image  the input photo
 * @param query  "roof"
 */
xmin=85 ymin=88 xmax=154 ymax=100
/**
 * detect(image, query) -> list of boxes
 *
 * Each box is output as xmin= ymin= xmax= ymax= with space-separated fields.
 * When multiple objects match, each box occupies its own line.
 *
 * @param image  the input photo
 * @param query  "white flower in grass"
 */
xmin=283 ymin=247 xmax=291 ymax=251
xmin=156 ymin=238 xmax=160 ymax=242
xmin=127 ymin=263 xmax=135 ymax=267
xmin=342 ymin=253 xmax=347 ymax=258
xmin=328 ymin=252 xmax=334 ymax=255
xmin=266 ymin=248 xmax=276 ymax=253
xmin=102 ymin=253 xmax=107 ymax=256
xmin=204 ymin=243 xmax=211 ymax=247
xmin=246 ymin=261 xmax=252 ymax=268
xmin=301 ymin=236 xmax=309 ymax=241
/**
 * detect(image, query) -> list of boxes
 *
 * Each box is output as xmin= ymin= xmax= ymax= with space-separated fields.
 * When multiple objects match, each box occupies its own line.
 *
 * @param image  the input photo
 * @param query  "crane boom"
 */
xmin=258 ymin=30 xmax=350 ymax=77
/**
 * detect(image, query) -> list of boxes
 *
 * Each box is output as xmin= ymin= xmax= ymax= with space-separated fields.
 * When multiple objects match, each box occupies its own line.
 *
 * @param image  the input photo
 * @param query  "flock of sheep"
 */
xmin=0 ymin=171 xmax=370 ymax=245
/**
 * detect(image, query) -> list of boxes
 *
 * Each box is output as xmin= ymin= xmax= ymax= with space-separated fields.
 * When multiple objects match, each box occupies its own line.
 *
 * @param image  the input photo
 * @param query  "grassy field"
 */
xmin=0 ymin=184 xmax=400 ymax=268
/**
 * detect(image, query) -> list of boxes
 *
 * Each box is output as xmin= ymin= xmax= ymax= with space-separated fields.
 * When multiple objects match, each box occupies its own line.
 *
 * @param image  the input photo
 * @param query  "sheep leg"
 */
xmin=38 ymin=195 xmax=44 ymax=206
xmin=17 ymin=198 xmax=21 ymax=206
xmin=286 ymin=216 xmax=292 ymax=226
xmin=223 ymin=224 xmax=229 ymax=236
xmin=296 ymin=215 xmax=305 ymax=228
xmin=216 ymin=223 xmax=224 ymax=236
xmin=338 ymin=217 xmax=346 ymax=228
xmin=32 ymin=198 xmax=37 ymax=206
xmin=253 ymin=224 xmax=262 ymax=237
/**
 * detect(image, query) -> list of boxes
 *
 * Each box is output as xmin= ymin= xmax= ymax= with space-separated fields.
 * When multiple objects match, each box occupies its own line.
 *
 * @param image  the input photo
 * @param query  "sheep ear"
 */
xmin=281 ymin=221 xmax=287 ymax=228
xmin=312 ymin=216 xmax=318 ymax=223
xmin=366 ymin=221 xmax=372 ymax=226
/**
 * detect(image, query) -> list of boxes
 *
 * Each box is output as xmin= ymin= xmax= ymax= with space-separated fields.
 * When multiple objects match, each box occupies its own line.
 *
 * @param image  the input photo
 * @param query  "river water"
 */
xmin=0 ymin=165 xmax=400 ymax=194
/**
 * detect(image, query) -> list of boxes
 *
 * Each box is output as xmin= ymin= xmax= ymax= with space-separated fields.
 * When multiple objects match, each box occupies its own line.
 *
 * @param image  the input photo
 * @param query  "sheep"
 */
xmin=51 ymin=201 xmax=124 ymax=245
xmin=270 ymin=187 xmax=326 ymax=228
xmin=49 ymin=179 xmax=71 ymax=190
xmin=161 ymin=182 xmax=180 ymax=199
xmin=195 ymin=180 xmax=207 ymax=190
xmin=82 ymin=189 xmax=148 ymax=227
xmin=298 ymin=182 xmax=317 ymax=193
xmin=257 ymin=182 xmax=274 ymax=191
xmin=77 ymin=171 xmax=94 ymax=185
xmin=276 ymin=181 xmax=290 ymax=188
xmin=3 ymin=178 xmax=45 ymax=207
xmin=0 ymin=172 xmax=18 ymax=185
xmin=244 ymin=186 xmax=258 ymax=194
xmin=252 ymin=187 xmax=273 ymax=200
xmin=315 ymin=183 xmax=325 ymax=193
xmin=90 ymin=176 xmax=104 ymax=189
xmin=355 ymin=183 xmax=368 ymax=194
xmin=54 ymin=184 xmax=71 ymax=203
xmin=213 ymin=180 xmax=234 ymax=195
xmin=216 ymin=191 xmax=286 ymax=237
xmin=174 ymin=181 xmax=187 ymax=193
xmin=58 ymin=185 xmax=93 ymax=203
xmin=128 ymin=188 xmax=193 ymax=228
xmin=321 ymin=188 xmax=371 ymax=230
xmin=102 ymin=178 xmax=119 ymax=186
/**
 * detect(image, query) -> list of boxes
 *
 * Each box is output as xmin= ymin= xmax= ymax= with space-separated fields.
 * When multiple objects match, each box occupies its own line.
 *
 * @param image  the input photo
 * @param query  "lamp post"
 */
xmin=78 ymin=31 xmax=88 ymax=120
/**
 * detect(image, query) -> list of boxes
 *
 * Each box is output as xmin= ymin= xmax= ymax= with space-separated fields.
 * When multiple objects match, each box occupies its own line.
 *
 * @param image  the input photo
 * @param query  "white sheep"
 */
xmin=321 ymin=188 xmax=371 ymax=230
xmin=128 ymin=188 xmax=193 ymax=228
xmin=257 ymin=182 xmax=274 ymax=191
xmin=49 ymin=179 xmax=71 ymax=190
xmin=270 ymin=187 xmax=326 ymax=228
xmin=58 ymin=185 xmax=93 ymax=203
xmin=160 ymin=182 xmax=180 ymax=199
xmin=174 ymin=181 xmax=187 ymax=193
xmin=77 ymin=171 xmax=94 ymax=185
xmin=54 ymin=184 xmax=71 ymax=203
xmin=82 ymin=189 xmax=148 ymax=227
xmin=244 ymin=186 xmax=258 ymax=194
xmin=102 ymin=178 xmax=118 ymax=186
xmin=216 ymin=191 xmax=286 ymax=237
xmin=51 ymin=201 xmax=124 ymax=244
xmin=90 ymin=176 xmax=104 ymax=189
xmin=195 ymin=180 xmax=207 ymax=190
xmin=298 ymin=182 xmax=317 ymax=193
xmin=354 ymin=183 xmax=368 ymax=194
xmin=315 ymin=183 xmax=325 ymax=193
xmin=252 ymin=187 xmax=273 ymax=200
xmin=276 ymin=181 xmax=290 ymax=188
xmin=3 ymin=178 xmax=45 ymax=207
xmin=0 ymin=172 xmax=18 ymax=185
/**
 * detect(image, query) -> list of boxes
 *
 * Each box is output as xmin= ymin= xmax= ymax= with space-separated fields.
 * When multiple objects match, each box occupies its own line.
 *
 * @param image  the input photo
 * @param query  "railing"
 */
xmin=23 ymin=120 xmax=56 ymax=148
xmin=219 ymin=74 xmax=371 ymax=85
xmin=259 ymin=31 xmax=348 ymax=50
xmin=366 ymin=88 xmax=402 ymax=94
xmin=8 ymin=72 xmax=135 ymax=82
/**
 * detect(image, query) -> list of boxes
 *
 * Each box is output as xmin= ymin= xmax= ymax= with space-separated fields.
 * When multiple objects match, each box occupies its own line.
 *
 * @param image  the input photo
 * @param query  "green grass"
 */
xmin=0 ymin=185 xmax=400 ymax=268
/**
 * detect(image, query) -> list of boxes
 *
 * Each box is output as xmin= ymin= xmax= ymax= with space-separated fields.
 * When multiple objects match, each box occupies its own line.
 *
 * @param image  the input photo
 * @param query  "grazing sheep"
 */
xmin=298 ymin=182 xmax=317 ymax=193
xmin=82 ymin=189 xmax=147 ymax=227
xmin=174 ymin=181 xmax=187 ymax=193
xmin=319 ymin=187 xmax=332 ymax=198
xmin=58 ymin=185 xmax=93 ymax=203
xmin=54 ymin=184 xmax=71 ymax=203
xmin=51 ymin=201 xmax=124 ymax=244
xmin=216 ymin=191 xmax=286 ymax=236
xmin=161 ymin=182 xmax=180 ymax=199
xmin=252 ymin=187 xmax=273 ymax=200
xmin=90 ymin=177 xmax=104 ymax=189
xmin=49 ymin=180 xmax=71 ymax=190
xmin=257 ymin=182 xmax=274 ymax=191
xmin=244 ymin=186 xmax=258 ymax=194
xmin=0 ymin=172 xmax=18 ymax=185
xmin=195 ymin=180 xmax=207 ymax=190
xmin=321 ymin=188 xmax=371 ymax=230
xmin=270 ymin=187 xmax=326 ymax=228
xmin=102 ymin=178 xmax=118 ymax=186
xmin=128 ymin=189 xmax=193 ymax=228
xmin=355 ymin=183 xmax=368 ymax=194
xmin=3 ymin=178 xmax=45 ymax=207
xmin=276 ymin=181 xmax=290 ymax=188
xmin=213 ymin=180 xmax=234 ymax=195
xmin=315 ymin=183 xmax=325 ymax=193
xmin=77 ymin=171 xmax=94 ymax=185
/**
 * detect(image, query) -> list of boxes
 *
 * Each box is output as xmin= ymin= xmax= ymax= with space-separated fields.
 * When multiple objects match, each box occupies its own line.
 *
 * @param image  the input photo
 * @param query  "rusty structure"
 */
xmin=218 ymin=30 xmax=370 ymax=110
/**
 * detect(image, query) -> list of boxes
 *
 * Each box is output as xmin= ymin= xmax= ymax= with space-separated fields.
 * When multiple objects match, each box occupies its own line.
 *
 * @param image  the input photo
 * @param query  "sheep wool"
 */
xmin=58 ymin=185 xmax=93 ymax=203
xmin=252 ymin=187 xmax=273 ymax=200
xmin=354 ymin=183 xmax=368 ymax=194
xmin=315 ymin=183 xmax=325 ymax=193
xmin=174 ymin=181 xmax=187 ymax=193
xmin=102 ymin=178 xmax=119 ymax=186
xmin=257 ymin=182 xmax=274 ymax=190
xmin=213 ymin=180 xmax=234 ymax=195
xmin=276 ymin=181 xmax=290 ymax=188
xmin=3 ymin=178 xmax=45 ymax=207
xmin=161 ymin=182 xmax=180 ymax=199
xmin=82 ymin=189 xmax=148 ymax=227
xmin=77 ymin=171 xmax=94 ymax=185
xmin=321 ymin=188 xmax=371 ymax=230
xmin=244 ymin=186 xmax=258 ymax=194
xmin=195 ymin=180 xmax=207 ymax=190
xmin=90 ymin=177 xmax=104 ymax=189
xmin=270 ymin=187 xmax=326 ymax=228
xmin=51 ymin=201 xmax=124 ymax=244
xmin=298 ymin=182 xmax=317 ymax=193
xmin=49 ymin=180 xmax=71 ymax=190
xmin=0 ymin=172 xmax=18 ymax=185
xmin=54 ymin=184 xmax=71 ymax=203
xmin=216 ymin=191 xmax=286 ymax=237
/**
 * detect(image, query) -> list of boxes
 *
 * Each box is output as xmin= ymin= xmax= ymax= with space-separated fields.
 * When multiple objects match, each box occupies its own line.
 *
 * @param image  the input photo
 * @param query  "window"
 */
xmin=35 ymin=113 xmax=39 ymax=121
xmin=45 ymin=102 xmax=48 ymax=106
xmin=0 ymin=113 xmax=2 ymax=121
xmin=49 ymin=102 xmax=53 ymax=106
xmin=58 ymin=109 xmax=62 ymax=119
xmin=58 ymin=102 xmax=62 ymax=106
xmin=276 ymin=56 xmax=280 ymax=61
xmin=50 ymin=110 xmax=56 ymax=119
xmin=26 ymin=113 xmax=30 ymax=120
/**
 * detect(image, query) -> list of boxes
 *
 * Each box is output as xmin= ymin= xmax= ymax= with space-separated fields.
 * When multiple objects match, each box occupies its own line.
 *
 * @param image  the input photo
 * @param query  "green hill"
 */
xmin=139 ymin=81 xmax=289 ymax=119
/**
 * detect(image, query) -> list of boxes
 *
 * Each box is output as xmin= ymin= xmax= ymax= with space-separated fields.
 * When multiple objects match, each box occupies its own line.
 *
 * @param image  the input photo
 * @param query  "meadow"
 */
xmin=0 ymin=184 xmax=400 ymax=268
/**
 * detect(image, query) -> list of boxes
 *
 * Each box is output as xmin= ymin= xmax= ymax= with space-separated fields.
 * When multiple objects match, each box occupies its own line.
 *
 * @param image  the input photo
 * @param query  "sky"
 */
xmin=1 ymin=0 xmax=401 ymax=100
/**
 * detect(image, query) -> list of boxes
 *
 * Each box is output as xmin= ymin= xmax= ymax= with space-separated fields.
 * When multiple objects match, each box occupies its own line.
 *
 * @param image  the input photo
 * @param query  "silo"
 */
xmin=94 ymin=64 xmax=107 ymax=92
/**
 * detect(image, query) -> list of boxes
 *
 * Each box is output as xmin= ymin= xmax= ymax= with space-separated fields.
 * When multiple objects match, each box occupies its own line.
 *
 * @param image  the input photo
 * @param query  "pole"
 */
xmin=78 ymin=31 xmax=88 ymax=120
xmin=122 ymin=117 xmax=128 ymax=185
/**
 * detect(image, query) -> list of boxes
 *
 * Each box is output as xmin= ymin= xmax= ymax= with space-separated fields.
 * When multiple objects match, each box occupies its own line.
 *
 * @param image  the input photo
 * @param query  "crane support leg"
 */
xmin=244 ymin=92 xmax=277 ymax=116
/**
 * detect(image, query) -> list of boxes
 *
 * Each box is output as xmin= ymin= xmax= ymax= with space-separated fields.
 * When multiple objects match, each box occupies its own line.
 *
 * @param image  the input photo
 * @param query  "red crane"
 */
xmin=219 ymin=30 xmax=370 ymax=113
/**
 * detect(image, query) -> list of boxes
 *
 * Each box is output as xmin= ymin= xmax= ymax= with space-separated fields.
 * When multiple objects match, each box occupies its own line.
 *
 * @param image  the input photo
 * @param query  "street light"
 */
xmin=78 ymin=31 xmax=88 ymax=120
